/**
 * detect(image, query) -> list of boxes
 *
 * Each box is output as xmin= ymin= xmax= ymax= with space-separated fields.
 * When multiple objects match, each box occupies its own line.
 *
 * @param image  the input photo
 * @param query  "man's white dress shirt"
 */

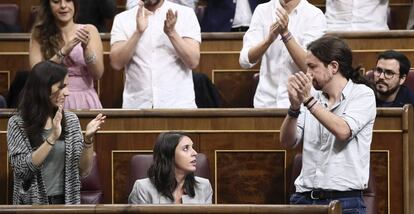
xmin=294 ymin=80 xmax=377 ymax=192
xmin=239 ymin=0 xmax=326 ymax=108
xmin=111 ymin=1 xmax=201 ymax=108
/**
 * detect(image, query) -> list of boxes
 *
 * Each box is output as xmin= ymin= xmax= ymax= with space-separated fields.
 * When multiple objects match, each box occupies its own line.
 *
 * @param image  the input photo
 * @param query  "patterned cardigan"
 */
xmin=7 ymin=111 xmax=84 ymax=204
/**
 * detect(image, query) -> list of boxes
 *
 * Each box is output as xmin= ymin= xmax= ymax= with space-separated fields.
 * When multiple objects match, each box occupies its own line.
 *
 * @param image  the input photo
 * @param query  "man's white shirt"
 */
xmin=239 ymin=0 xmax=327 ymax=108
xmin=325 ymin=0 xmax=389 ymax=31
xmin=111 ymin=1 xmax=201 ymax=108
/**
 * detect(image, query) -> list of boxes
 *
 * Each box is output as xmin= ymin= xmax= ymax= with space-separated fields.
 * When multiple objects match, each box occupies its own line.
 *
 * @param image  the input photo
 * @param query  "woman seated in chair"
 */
xmin=129 ymin=132 xmax=213 ymax=204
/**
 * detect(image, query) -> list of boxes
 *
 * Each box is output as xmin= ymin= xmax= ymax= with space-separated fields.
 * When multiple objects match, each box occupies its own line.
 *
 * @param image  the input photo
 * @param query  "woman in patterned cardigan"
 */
xmin=7 ymin=61 xmax=105 ymax=204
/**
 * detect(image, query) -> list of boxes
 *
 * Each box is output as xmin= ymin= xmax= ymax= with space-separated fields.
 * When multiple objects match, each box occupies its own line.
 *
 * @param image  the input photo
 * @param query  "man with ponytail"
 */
xmin=280 ymin=36 xmax=376 ymax=213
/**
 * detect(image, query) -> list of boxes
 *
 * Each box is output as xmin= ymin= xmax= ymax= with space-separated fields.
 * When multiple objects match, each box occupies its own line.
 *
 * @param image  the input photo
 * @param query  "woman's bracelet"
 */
xmin=84 ymin=137 xmax=93 ymax=144
xmin=59 ymin=49 xmax=66 ymax=57
xmin=83 ymin=138 xmax=94 ymax=148
xmin=83 ymin=141 xmax=93 ymax=148
xmin=281 ymin=31 xmax=293 ymax=43
xmin=45 ymin=138 xmax=55 ymax=146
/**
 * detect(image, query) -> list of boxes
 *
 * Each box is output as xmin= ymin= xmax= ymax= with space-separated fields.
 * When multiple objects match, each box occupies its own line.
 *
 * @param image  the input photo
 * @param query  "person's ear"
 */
xmin=399 ymin=74 xmax=407 ymax=86
xmin=329 ymin=61 xmax=339 ymax=74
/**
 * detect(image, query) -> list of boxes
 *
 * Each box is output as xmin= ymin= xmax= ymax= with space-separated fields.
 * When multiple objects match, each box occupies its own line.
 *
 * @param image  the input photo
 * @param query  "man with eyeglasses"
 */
xmin=373 ymin=50 xmax=414 ymax=107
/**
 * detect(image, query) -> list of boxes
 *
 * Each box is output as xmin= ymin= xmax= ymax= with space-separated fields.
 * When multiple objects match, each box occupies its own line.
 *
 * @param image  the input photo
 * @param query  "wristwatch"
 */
xmin=287 ymin=106 xmax=300 ymax=118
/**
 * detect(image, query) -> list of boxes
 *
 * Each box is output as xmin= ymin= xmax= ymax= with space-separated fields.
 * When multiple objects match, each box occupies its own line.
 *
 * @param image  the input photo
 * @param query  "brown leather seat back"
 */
xmin=80 ymin=153 xmax=103 ymax=204
xmin=405 ymin=70 xmax=414 ymax=92
xmin=0 ymin=4 xmax=19 ymax=26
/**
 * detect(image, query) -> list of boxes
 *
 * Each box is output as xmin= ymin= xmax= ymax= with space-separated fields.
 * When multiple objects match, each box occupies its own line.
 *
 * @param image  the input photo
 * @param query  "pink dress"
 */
xmin=63 ymin=42 xmax=102 ymax=109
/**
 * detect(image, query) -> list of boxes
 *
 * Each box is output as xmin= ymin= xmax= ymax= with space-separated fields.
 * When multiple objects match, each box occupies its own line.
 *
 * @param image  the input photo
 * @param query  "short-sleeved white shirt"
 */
xmin=325 ymin=0 xmax=389 ymax=31
xmin=239 ymin=0 xmax=326 ymax=108
xmin=111 ymin=0 xmax=201 ymax=108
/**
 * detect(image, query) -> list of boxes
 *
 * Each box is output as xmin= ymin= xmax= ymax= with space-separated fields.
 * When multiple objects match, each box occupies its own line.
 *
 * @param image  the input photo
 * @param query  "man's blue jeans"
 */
xmin=290 ymin=193 xmax=366 ymax=214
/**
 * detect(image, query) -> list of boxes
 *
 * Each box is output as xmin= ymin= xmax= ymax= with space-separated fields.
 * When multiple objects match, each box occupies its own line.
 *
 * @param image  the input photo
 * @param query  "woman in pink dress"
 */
xmin=29 ymin=0 xmax=103 ymax=109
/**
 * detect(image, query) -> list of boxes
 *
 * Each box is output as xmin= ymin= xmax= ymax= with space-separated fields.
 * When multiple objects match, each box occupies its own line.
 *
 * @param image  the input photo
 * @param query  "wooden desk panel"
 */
xmin=212 ymin=69 xmax=259 ymax=108
xmin=0 ymin=203 xmax=342 ymax=214
xmin=3 ymin=31 xmax=414 ymax=55
xmin=0 ymin=107 xmax=412 ymax=214
xmin=2 ymin=32 xmax=414 ymax=108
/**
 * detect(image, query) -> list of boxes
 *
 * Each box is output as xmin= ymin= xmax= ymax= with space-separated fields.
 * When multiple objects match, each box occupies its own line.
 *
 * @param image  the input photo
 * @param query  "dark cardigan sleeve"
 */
xmin=7 ymin=115 xmax=40 ymax=182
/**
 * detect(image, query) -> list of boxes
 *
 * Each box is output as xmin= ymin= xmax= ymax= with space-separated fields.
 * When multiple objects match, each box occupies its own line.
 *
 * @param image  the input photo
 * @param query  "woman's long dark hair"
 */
xmin=6 ymin=70 xmax=29 ymax=108
xmin=32 ymin=0 xmax=79 ymax=59
xmin=148 ymin=132 xmax=197 ymax=201
xmin=307 ymin=35 xmax=370 ymax=87
xmin=18 ymin=61 xmax=68 ymax=148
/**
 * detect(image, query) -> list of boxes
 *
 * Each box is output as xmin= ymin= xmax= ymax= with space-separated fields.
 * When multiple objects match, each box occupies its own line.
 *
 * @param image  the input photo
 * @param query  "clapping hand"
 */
xmin=49 ymin=105 xmax=63 ymax=141
xmin=76 ymin=26 xmax=91 ymax=50
xmin=276 ymin=7 xmax=289 ymax=35
xmin=136 ymin=1 xmax=153 ymax=33
xmin=59 ymin=26 xmax=91 ymax=56
xmin=84 ymin=113 xmax=106 ymax=142
xmin=164 ymin=9 xmax=177 ymax=36
xmin=60 ymin=34 xmax=81 ymax=57
xmin=287 ymin=72 xmax=313 ymax=109
xmin=266 ymin=21 xmax=280 ymax=44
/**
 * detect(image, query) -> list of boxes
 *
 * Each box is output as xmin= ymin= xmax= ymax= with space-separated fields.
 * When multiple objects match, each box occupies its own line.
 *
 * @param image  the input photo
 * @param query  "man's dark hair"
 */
xmin=377 ymin=50 xmax=411 ymax=76
xmin=307 ymin=35 xmax=369 ymax=86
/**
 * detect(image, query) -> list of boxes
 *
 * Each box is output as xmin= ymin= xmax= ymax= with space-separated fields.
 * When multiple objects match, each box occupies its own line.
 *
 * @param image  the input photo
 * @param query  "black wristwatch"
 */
xmin=287 ymin=106 xmax=300 ymax=118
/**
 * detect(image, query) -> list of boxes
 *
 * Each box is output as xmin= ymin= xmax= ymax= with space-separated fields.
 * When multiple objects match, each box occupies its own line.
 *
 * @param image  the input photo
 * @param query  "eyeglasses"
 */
xmin=373 ymin=67 xmax=399 ymax=79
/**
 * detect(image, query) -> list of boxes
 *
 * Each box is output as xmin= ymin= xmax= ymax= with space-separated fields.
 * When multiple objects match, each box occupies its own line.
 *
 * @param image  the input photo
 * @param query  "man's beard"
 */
xmin=312 ymin=73 xmax=333 ymax=91
xmin=375 ymin=80 xmax=400 ymax=96
xmin=312 ymin=79 xmax=322 ymax=90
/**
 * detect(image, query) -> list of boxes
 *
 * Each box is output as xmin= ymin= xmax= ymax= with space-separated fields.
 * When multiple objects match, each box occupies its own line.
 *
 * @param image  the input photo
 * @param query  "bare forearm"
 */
xmin=31 ymin=139 xmax=54 ymax=166
xmin=280 ymin=115 xmax=299 ymax=149
xmin=110 ymin=31 xmax=142 ymax=70
xmin=310 ymin=102 xmax=351 ymax=141
xmin=84 ymin=47 xmax=104 ymax=80
xmin=284 ymin=36 xmax=307 ymax=71
xmin=247 ymin=39 xmax=273 ymax=64
xmin=79 ymin=142 xmax=94 ymax=177
xmin=168 ymin=31 xmax=200 ymax=69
